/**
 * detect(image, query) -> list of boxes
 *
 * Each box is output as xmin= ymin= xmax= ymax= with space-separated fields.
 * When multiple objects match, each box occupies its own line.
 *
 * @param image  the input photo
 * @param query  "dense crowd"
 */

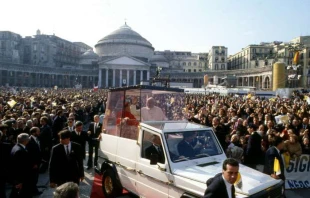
xmin=184 ymin=91 xmax=310 ymax=167
xmin=1 ymin=86 xmax=310 ymax=197
xmin=0 ymin=87 xmax=107 ymax=198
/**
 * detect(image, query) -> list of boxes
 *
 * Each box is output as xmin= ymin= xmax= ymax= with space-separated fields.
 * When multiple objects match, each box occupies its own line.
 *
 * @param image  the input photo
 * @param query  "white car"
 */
xmin=97 ymin=85 xmax=283 ymax=198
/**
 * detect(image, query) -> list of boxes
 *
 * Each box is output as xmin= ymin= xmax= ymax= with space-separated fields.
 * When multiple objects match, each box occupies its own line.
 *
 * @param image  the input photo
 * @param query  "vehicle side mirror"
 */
xmin=150 ymin=153 xmax=159 ymax=165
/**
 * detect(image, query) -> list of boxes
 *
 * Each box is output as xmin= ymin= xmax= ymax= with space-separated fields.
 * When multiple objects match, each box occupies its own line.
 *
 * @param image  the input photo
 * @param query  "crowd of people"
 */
xmin=1 ymin=86 xmax=310 ymax=197
xmin=184 ymin=91 xmax=310 ymax=170
xmin=0 ymin=87 xmax=106 ymax=198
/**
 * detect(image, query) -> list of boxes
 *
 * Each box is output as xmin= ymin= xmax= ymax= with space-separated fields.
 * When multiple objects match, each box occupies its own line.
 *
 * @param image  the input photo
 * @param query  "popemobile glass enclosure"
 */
xmin=102 ymin=85 xmax=186 ymax=139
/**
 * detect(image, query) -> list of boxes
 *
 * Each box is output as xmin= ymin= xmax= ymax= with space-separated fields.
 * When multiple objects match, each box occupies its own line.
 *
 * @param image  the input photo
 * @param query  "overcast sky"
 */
xmin=1 ymin=0 xmax=310 ymax=55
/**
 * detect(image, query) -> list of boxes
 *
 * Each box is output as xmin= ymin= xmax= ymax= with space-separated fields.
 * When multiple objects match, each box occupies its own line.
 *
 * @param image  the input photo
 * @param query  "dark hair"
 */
xmin=59 ymin=130 xmax=71 ymax=140
xmin=29 ymin=127 xmax=38 ymax=134
xmin=40 ymin=116 xmax=48 ymax=123
xmin=273 ymin=136 xmax=284 ymax=147
xmin=53 ymin=182 xmax=79 ymax=198
xmin=75 ymin=121 xmax=83 ymax=127
xmin=222 ymin=158 xmax=239 ymax=170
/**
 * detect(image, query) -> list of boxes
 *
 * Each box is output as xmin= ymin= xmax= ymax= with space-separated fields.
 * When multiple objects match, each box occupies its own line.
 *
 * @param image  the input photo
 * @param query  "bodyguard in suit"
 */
xmin=10 ymin=133 xmax=32 ymax=198
xmin=245 ymin=124 xmax=263 ymax=169
xmin=63 ymin=118 xmax=75 ymax=132
xmin=39 ymin=116 xmax=53 ymax=173
xmin=87 ymin=115 xmax=102 ymax=169
xmin=263 ymin=136 xmax=285 ymax=181
xmin=49 ymin=130 xmax=84 ymax=187
xmin=204 ymin=158 xmax=239 ymax=198
xmin=145 ymin=135 xmax=165 ymax=164
xmin=52 ymin=110 xmax=66 ymax=145
xmin=0 ymin=130 xmax=13 ymax=198
xmin=70 ymin=121 xmax=88 ymax=160
xmin=26 ymin=127 xmax=42 ymax=196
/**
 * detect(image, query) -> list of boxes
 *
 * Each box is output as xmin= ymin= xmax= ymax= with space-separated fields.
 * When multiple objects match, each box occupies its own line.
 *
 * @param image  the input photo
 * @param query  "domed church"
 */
xmin=95 ymin=23 xmax=154 ymax=88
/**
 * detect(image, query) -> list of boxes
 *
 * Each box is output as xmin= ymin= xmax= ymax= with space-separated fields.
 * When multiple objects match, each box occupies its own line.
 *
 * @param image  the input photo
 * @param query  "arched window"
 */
xmin=194 ymin=69 xmax=196 ymax=72
xmin=215 ymin=64 xmax=218 ymax=70
xmin=188 ymin=62 xmax=191 ymax=66
xmin=221 ymin=64 xmax=225 ymax=69
xmin=183 ymin=62 xmax=186 ymax=66
xmin=188 ymin=69 xmax=191 ymax=72
xmin=199 ymin=62 xmax=202 ymax=67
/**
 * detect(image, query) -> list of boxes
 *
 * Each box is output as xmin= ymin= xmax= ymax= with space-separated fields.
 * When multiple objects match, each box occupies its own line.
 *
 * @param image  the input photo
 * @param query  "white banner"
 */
xmin=285 ymin=154 xmax=310 ymax=189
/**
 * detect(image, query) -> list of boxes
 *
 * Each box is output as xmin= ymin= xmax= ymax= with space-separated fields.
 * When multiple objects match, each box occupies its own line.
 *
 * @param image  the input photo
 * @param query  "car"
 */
xmin=96 ymin=85 xmax=283 ymax=198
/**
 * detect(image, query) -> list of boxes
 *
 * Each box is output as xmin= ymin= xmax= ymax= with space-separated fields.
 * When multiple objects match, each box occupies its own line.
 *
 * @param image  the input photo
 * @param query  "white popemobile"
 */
xmin=97 ymin=85 xmax=283 ymax=198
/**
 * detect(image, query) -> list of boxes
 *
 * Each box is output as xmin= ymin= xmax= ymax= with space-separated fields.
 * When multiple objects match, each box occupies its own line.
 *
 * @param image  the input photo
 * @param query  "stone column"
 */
xmin=98 ymin=69 xmax=102 ymax=88
xmin=113 ymin=69 xmax=115 ymax=87
xmin=140 ymin=70 xmax=143 ymax=81
xmin=120 ymin=70 xmax=122 ymax=86
xmin=105 ymin=69 xmax=109 ymax=87
xmin=127 ymin=70 xmax=130 ymax=86
xmin=147 ymin=70 xmax=150 ymax=81
xmin=134 ymin=70 xmax=136 ymax=85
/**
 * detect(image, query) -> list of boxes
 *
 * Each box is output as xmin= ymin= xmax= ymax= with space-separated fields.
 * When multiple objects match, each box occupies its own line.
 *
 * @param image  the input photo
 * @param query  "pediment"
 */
xmin=103 ymin=56 xmax=148 ymax=66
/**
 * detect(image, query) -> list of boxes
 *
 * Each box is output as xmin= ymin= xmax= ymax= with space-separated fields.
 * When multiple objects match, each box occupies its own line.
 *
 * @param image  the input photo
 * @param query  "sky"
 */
xmin=1 ymin=0 xmax=310 ymax=55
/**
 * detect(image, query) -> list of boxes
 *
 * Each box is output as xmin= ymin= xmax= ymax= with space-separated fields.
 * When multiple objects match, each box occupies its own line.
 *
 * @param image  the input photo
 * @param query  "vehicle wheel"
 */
xmin=102 ymin=169 xmax=122 ymax=198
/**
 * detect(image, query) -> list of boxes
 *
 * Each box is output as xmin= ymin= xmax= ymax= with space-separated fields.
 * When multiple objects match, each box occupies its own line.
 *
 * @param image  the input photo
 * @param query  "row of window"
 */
xmin=181 ymin=62 xmax=204 ymax=66
xmin=184 ymin=69 xmax=202 ymax=72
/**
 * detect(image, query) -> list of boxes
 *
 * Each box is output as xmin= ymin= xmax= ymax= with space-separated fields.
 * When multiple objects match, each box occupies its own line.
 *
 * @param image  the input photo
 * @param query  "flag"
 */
xmin=247 ymin=93 xmax=252 ymax=99
xmin=283 ymin=152 xmax=290 ymax=169
xmin=93 ymin=86 xmax=99 ymax=92
xmin=273 ymin=157 xmax=281 ymax=175
xmin=8 ymin=100 xmax=17 ymax=108
xmin=293 ymin=51 xmax=299 ymax=65
xmin=30 ymin=96 xmax=35 ymax=102
xmin=234 ymin=172 xmax=242 ymax=189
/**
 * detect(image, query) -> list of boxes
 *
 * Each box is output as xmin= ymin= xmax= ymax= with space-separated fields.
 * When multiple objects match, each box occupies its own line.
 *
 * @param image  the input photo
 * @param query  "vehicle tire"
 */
xmin=102 ymin=169 xmax=122 ymax=198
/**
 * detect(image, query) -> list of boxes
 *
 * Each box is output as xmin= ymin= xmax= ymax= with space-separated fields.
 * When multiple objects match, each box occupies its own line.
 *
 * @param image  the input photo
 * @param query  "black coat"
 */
xmin=26 ymin=136 xmax=42 ymax=167
xmin=204 ymin=173 xmax=229 ymax=198
xmin=49 ymin=142 xmax=84 ymax=185
xmin=145 ymin=144 xmax=165 ymax=163
xmin=245 ymin=132 xmax=263 ymax=164
xmin=88 ymin=122 xmax=102 ymax=141
xmin=70 ymin=131 xmax=88 ymax=159
xmin=0 ymin=142 xmax=12 ymax=181
xmin=263 ymin=146 xmax=285 ymax=180
xmin=10 ymin=144 xmax=32 ymax=184
xmin=177 ymin=140 xmax=198 ymax=158
xmin=52 ymin=116 xmax=66 ymax=139
xmin=39 ymin=124 xmax=53 ymax=151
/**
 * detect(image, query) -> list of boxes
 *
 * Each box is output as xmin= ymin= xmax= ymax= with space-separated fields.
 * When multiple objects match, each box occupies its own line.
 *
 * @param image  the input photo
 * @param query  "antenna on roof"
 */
xmin=125 ymin=18 xmax=127 ymax=25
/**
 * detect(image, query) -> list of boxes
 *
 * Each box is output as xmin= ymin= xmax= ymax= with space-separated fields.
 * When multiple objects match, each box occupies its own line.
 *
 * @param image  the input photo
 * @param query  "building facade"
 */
xmin=0 ymin=27 xmax=309 ymax=90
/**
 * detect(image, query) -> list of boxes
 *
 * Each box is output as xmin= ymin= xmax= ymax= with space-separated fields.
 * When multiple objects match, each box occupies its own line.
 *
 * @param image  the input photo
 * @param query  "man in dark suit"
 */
xmin=204 ymin=158 xmax=239 ymax=198
xmin=263 ymin=136 xmax=285 ymax=181
xmin=0 ymin=129 xmax=13 ymax=198
xmin=10 ymin=133 xmax=33 ymax=198
xmin=145 ymin=135 xmax=165 ymax=164
xmin=245 ymin=124 xmax=263 ymax=169
xmin=63 ymin=118 xmax=75 ymax=132
xmin=26 ymin=127 xmax=42 ymax=196
xmin=177 ymin=131 xmax=202 ymax=158
xmin=87 ymin=115 xmax=102 ymax=169
xmin=52 ymin=110 xmax=66 ymax=145
xmin=49 ymin=130 xmax=84 ymax=187
xmin=70 ymin=121 xmax=88 ymax=160
xmin=39 ymin=116 xmax=53 ymax=173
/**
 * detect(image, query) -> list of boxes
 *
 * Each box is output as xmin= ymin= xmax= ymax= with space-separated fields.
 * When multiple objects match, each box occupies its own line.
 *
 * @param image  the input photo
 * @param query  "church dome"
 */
xmin=80 ymin=49 xmax=99 ymax=59
xmin=95 ymin=23 xmax=154 ymax=60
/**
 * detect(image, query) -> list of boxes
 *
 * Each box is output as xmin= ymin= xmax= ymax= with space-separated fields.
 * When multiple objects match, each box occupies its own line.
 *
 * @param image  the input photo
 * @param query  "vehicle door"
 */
xmin=136 ymin=130 xmax=171 ymax=197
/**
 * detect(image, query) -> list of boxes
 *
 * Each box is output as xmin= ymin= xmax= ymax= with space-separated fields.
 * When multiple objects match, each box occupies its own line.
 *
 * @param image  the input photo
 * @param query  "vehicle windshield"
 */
xmin=165 ymin=130 xmax=223 ymax=162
